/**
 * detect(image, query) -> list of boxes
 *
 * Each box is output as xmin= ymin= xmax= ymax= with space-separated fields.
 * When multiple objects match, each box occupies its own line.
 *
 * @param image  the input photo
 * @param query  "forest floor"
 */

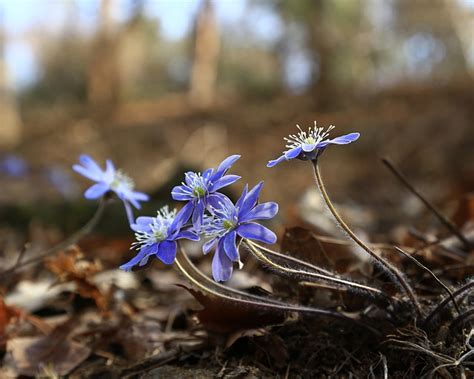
xmin=0 ymin=83 xmax=473 ymax=378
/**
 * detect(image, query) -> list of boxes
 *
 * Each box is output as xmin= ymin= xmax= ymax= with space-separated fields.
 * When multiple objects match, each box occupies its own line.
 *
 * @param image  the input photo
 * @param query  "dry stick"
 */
xmin=382 ymin=158 xmax=472 ymax=251
xmin=1 ymin=199 xmax=108 ymax=277
xmin=174 ymin=247 xmax=381 ymax=336
xmin=312 ymin=161 xmax=422 ymax=316
xmin=423 ymin=281 xmax=474 ymax=327
xmin=244 ymin=240 xmax=390 ymax=301
xmin=392 ymin=246 xmax=460 ymax=315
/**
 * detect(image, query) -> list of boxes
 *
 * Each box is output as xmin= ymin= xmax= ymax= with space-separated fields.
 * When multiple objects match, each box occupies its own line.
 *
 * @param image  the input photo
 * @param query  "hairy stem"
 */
xmin=312 ymin=161 xmax=422 ymax=316
xmin=244 ymin=240 xmax=390 ymax=301
xmin=1 ymin=198 xmax=108 ymax=277
xmin=248 ymin=240 xmax=335 ymax=276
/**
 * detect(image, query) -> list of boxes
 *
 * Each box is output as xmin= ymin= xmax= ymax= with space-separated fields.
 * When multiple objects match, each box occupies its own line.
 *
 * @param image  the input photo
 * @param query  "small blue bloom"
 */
xmin=73 ymin=154 xmax=149 ymax=209
xmin=267 ymin=123 xmax=360 ymax=167
xmin=171 ymin=155 xmax=241 ymax=230
xmin=202 ymin=182 xmax=278 ymax=282
xmin=120 ymin=206 xmax=199 ymax=271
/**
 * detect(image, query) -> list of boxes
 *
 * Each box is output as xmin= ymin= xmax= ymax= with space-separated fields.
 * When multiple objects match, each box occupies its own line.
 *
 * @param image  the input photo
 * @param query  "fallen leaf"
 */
xmin=180 ymin=285 xmax=286 ymax=334
xmin=45 ymin=247 xmax=110 ymax=314
xmin=5 ymin=317 xmax=90 ymax=377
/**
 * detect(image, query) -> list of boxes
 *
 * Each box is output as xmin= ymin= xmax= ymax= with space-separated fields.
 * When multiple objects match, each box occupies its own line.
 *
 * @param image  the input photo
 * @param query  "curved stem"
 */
xmin=244 ymin=240 xmax=390 ymax=301
xmin=174 ymin=246 xmax=380 ymax=336
xmin=176 ymin=243 xmax=285 ymax=306
xmin=312 ymin=161 xmax=422 ymax=316
xmin=248 ymin=240 xmax=335 ymax=276
xmin=1 ymin=198 xmax=108 ymax=277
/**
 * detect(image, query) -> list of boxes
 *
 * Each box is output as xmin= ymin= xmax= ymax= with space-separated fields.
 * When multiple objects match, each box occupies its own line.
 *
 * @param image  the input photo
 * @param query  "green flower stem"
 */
xmin=312 ymin=161 xmax=422 ymax=316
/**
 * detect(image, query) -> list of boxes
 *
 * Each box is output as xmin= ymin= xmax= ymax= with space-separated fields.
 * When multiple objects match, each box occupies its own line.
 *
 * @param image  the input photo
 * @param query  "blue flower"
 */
xmin=267 ymin=123 xmax=360 ymax=167
xmin=171 ymin=155 xmax=241 ymax=229
xmin=73 ymin=154 xmax=149 ymax=209
xmin=120 ymin=206 xmax=199 ymax=271
xmin=202 ymin=182 xmax=278 ymax=282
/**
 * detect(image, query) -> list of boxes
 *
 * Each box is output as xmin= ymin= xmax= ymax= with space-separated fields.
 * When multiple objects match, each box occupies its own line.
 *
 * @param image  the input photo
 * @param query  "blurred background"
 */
xmin=0 ymin=0 xmax=473 ymax=234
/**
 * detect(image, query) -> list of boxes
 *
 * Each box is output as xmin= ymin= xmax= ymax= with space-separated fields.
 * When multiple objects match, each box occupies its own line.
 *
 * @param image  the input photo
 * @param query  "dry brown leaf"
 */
xmin=181 ymin=285 xmax=286 ymax=334
xmin=6 ymin=336 xmax=90 ymax=377
xmin=45 ymin=247 xmax=110 ymax=314
xmin=0 ymin=297 xmax=21 ymax=348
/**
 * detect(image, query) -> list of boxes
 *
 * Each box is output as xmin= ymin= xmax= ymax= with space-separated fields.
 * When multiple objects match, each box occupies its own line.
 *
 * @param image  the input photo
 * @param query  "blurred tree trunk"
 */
xmin=87 ymin=0 xmax=120 ymax=117
xmin=308 ymin=0 xmax=334 ymax=107
xmin=0 ymin=9 xmax=22 ymax=149
xmin=189 ymin=0 xmax=220 ymax=110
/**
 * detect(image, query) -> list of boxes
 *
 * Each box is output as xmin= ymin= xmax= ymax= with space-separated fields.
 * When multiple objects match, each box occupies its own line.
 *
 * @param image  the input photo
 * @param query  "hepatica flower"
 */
xmin=267 ymin=123 xmax=360 ymax=167
xmin=202 ymin=182 xmax=278 ymax=282
xmin=73 ymin=155 xmax=149 ymax=209
xmin=171 ymin=155 xmax=241 ymax=229
xmin=120 ymin=206 xmax=199 ymax=271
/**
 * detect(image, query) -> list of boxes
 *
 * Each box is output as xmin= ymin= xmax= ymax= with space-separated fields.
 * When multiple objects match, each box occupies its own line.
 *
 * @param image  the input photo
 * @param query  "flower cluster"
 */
xmin=73 ymin=123 xmax=358 ymax=282
xmin=74 ymin=154 xmax=279 ymax=282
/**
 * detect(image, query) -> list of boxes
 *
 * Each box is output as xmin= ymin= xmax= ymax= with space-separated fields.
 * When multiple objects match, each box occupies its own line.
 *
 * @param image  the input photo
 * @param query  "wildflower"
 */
xmin=73 ymin=154 xmax=149 ymax=209
xmin=267 ymin=123 xmax=360 ymax=167
xmin=120 ymin=206 xmax=199 ymax=271
xmin=202 ymin=182 xmax=278 ymax=282
xmin=171 ymin=155 xmax=241 ymax=229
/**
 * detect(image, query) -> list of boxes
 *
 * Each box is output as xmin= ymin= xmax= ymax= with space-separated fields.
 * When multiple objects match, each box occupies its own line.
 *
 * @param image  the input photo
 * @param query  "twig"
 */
xmin=1 ymin=199 xmax=107 ymax=278
xmin=393 ymin=246 xmax=460 ymax=315
xmin=312 ymin=161 xmax=421 ymax=316
xmin=382 ymin=158 xmax=472 ymax=251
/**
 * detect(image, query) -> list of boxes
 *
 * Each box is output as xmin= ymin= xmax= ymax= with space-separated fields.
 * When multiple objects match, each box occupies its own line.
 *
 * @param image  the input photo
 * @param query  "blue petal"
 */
xmin=267 ymin=155 xmax=286 ymax=168
xmin=79 ymin=155 xmax=103 ymax=176
xmin=223 ymin=231 xmax=239 ymax=262
xmin=235 ymin=184 xmax=248 ymax=210
xmin=209 ymin=174 xmax=241 ymax=192
xmin=131 ymin=216 xmax=154 ymax=232
xmin=192 ymin=199 xmax=205 ymax=229
xmin=237 ymin=222 xmax=277 ymax=244
xmin=284 ymin=146 xmax=302 ymax=159
xmin=170 ymin=201 xmax=194 ymax=232
xmin=171 ymin=185 xmax=193 ymax=201
xmin=239 ymin=202 xmax=278 ymax=223
xmin=84 ymin=183 xmax=109 ymax=199
xmin=104 ymin=160 xmax=115 ymax=182
xmin=210 ymin=155 xmax=240 ymax=182
xmin=207 ymin=193 xmax=233 ymax=212
xmin=73 ymin=164 xmax=102 ymax=182
xmin=212 ymin=241 xmax=233 ymax=282
xmin=203 ymin=237 xmax=218 ymax=255
xmin=175 ymin=229 xmax=200 ymax=241
xmin=131 ymin=191 xmax=150 ymax=201
xmin=157 ymin=240 xmax=177 ymax=264
xmin=239 ymin=182 xmax=264 ymax=216
xmin=202 ymin=168 xmax=213 ymax=180
xmin=119 ymin=244 xmax=157 ymax=271
xmin=317 ymin=132 xmax=360 ymax=148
